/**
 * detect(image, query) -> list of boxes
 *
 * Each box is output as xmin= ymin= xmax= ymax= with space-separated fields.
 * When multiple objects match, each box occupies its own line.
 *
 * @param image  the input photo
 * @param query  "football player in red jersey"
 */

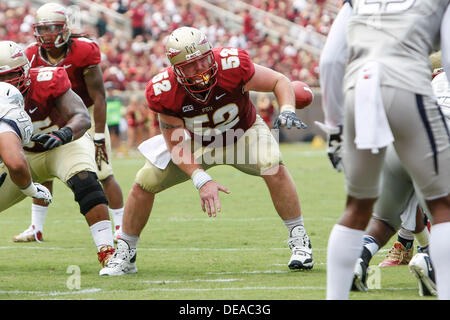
xmin=0 ymin=40 xmax=115 ymax=269
xmin=13 ymin=2 xmax=124 ymax=243
xmin=100 ymin=27 xmax=313 ymax=276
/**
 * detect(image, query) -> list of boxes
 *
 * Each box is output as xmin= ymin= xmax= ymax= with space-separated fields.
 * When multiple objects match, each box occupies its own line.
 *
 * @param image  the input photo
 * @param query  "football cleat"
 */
xmin=408 ymin=253 xmax=437 ymax=297
xmin=97 ymin=245 xmax=115 ymax=267
xmin=351 ymin=258 xmax=369 ymax=292
xmin=287 ymin=225 xmax=314 ymax=270
xmin=99 ymin=239 xmax=137 ymax=276
xmin=13 ymin=225 xmax=43 ymax=242
xmin=378 ymin=241 xmax=413 ymax=267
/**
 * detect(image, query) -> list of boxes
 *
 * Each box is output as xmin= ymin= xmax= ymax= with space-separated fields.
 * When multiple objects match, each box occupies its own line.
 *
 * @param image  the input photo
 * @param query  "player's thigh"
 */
xmin=373 ymin=145 xmax=416 ymax=230
xmin=388 ymin=89 xmax=450 ymax=200
xmin=135 ymin=160 xmax=192 ymax=194
xmin=46 ymin=134 xmax=97 ymax=183
xmin=231 ymin=115 xmax=283 ymax=176
xmin=0 ymin=163 xmax=27 ymax=212
xmin=343 ymin=88 xmax=386 ymax=199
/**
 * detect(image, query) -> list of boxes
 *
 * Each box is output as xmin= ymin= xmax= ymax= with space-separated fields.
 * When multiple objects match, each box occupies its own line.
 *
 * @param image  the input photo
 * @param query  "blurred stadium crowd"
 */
xmin=0 ymin=0 xmax=339 ymax=151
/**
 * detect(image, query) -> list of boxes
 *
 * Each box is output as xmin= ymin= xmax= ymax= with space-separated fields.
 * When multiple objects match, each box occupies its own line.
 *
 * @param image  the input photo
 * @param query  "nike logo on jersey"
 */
xmin=63 ymin=64 xmax=72 ymax=69
xmin=216 ymin=93 xmax=226 ymax=100
xmin=28 ymin=107 xmax=38 ymax=114
xmin=182 ymin=105 xmax=194 ymax=112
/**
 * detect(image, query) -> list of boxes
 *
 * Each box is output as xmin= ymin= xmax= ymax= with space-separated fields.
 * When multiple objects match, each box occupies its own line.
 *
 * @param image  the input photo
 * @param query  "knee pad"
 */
xmin=67 ymin=171 xmax=108 ymax=215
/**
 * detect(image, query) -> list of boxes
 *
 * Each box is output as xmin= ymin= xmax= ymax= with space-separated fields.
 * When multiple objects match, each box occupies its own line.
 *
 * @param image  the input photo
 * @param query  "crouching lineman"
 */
xmin=0 ymin=40 xmax=115 ymax=269
xmin=0 ymin=82 xmax=52 ymax=205
xmin=100 ymin=27 xmax=313 ymax=276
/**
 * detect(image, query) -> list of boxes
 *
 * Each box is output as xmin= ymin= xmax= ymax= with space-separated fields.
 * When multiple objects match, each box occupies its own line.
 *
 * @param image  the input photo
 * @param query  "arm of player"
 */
xmin=0 ymin=132 xmax=32 ymax=189
xmin=0 ymin=132 xmax=52 ymax=203
xmin=55 ymin=89 xmax=91 ymax=140
xmin=314 ymin=2 xmax=352 ymax=172
xmin=441 ymin=3 xmax=450 ymax=82
xmin=243 ymin=64 xmax=307 ymax=129
xmin=84 ymin=65 xmax=109 ymax=169
xmin=32 ymin=89 xmax=91 ymax=150
xmin=158 ymin=113 xmax=230 ymax=217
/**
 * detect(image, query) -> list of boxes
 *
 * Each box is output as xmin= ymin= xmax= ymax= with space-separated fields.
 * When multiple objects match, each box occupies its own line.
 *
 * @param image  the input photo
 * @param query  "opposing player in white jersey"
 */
xmin=319 ymin=0 xmax=450 ymax=299
xmin=0 ymin=82 xmax=52 ymax=205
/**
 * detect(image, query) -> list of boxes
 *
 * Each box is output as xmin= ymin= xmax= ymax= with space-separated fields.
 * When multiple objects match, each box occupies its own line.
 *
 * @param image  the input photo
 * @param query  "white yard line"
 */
xmin=0 ymin=286 xmax=419 ymax=296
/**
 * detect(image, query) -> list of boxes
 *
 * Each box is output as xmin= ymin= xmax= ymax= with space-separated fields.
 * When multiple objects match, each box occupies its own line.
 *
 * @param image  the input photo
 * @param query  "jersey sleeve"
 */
xmin=144 ymin=70 xmax=181 ymax=117
xmin=72 ymin=38 xmax=101 ymax=68
xmin=217 ymin=48 xmax=256 ymax=90
xmin=34 ymin=67 xmax=72 ymax=99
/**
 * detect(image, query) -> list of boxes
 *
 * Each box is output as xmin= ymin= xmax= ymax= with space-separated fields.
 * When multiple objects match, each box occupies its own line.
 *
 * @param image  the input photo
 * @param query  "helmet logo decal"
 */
xmin=185 ymin=50 xmax=202 ymax=61
xmin=166 ymin=48 xmax=181 ymax=59
xmin=54 ymin=10 xmax=66 ymax=16
xmin=11 ymin=48 xmax=23 ymax=59
xmin=198 ymin=34 xmax=208 ymax=45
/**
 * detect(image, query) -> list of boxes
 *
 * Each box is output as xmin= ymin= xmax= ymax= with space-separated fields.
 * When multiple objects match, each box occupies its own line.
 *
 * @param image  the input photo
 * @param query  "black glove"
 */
xmin=0 ymin=172 xmax=7 ymax=188
xmin=315 ymin=121 xmax=343 ymax=172
xmin=32 ymin=127 xmax=73 ymax=150
xmin=273 ymin=111 xmax=308 ymax=130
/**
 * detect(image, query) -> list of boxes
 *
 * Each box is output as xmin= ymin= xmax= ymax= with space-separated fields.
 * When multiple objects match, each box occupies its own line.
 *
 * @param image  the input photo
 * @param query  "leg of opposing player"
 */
xmin=13 ymin=181 xmax=52 ymax=242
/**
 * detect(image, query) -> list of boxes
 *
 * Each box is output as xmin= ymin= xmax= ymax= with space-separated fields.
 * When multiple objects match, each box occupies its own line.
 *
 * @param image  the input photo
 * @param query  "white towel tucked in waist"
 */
xmin=138 ymin=132 xmax=191 ymax=170
xmin=354 ymin=61 xmax=394 ymax=154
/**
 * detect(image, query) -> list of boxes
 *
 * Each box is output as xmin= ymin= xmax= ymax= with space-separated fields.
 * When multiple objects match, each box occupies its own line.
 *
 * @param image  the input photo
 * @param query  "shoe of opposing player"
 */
xmin=13 ymin=225 xmax=43 ymax=242
xmin=378 ymin=241 xmax=413 ymax=267
xmin=408 ymin=253 xmax=436 ymax=297
xmin=287 ymin=225 xmax=314 ymax=270
xmin=99 ymin=239 xmax=137 ymax=276
xmin=351 ymin=258 xmax=368 ymax=292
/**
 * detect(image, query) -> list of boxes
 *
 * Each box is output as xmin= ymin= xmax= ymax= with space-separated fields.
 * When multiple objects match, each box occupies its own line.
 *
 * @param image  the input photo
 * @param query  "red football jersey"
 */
xmin=145 ymin=47 xmax=256 ymax=146
xmin=23 ymin=67 xmax=72 ymax=153
xmin=26 ymin=37 xmax=101 ymax=108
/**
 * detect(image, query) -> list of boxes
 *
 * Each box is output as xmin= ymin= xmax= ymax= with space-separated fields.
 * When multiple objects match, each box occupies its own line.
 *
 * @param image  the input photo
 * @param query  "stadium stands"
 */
xmin=0 ymin=0 xmax=340 ymax=91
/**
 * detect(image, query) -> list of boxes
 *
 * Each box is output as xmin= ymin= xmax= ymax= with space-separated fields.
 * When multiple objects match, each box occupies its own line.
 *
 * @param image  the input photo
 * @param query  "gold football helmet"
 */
xmin=33 ymin=2 xmax=71 ymax=49
xmin=165 ymin=27 xmax=218 ymax=98
xmin=0 ymin=41 xmax=31 ymax=94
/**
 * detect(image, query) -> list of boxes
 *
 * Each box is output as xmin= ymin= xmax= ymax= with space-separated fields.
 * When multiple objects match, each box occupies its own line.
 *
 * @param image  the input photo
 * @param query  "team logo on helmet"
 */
xmin=10 ymin=46 xmax=24 ymax=59
xmin=166 ymin=48 xmax=182 ymax=59
xmin=197 ymin=34 xmax=208 ymax=45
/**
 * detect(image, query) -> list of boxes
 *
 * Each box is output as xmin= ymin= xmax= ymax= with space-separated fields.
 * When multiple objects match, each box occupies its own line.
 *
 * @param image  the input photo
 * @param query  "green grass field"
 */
xmin=0 ymin=143 xmax=432 ymax=300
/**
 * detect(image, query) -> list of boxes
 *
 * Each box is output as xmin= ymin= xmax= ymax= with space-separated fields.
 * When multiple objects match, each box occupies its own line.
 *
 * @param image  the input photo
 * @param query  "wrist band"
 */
xmin=191 ymin=169 xmax=212 ymax=190
xmin=21 ymin=182 xmax=37 ymax=197
xmin=280 ymin=104 xmax=295 ymax=113
xmin=94 ymin=133 xmax=105 ymax=140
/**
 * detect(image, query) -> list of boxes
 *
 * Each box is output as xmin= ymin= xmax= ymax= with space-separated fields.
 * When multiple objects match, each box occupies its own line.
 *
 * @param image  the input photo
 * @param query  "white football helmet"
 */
xmin=0 ymin=41 xmax=31 ymax=94
xmin=165 ymin=27 xmax=218 ymax=101
xmin=0 ymin=82 xmax=33 ymax=146
xmin=33 ymin=2 xmax=71 ymax=49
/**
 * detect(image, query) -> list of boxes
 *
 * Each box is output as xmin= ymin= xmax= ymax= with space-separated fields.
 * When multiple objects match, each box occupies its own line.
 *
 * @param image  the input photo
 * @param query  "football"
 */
xmin=292 ymin=80 xmax=313 ymax=109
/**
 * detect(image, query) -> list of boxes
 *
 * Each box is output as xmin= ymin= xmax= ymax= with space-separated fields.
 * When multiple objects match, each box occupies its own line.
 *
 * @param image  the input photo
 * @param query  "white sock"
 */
xmin=326 ymin=224 xmax=365 ymax=300
xmin=120 ymin=232 xmax=139 ymax=250
xmin=429 ymin=222 xmax=450 ymax=300
xmin=109 ymin=207 xmax=124 ymax=229
xmin=362 ymin=235 xmax=379 ymax=256
xmin=31 ymin=204 xmax=49 ymax=232
xmin=283 ymin=216 xmax=304 ymax=236
xmin=415 ymin=227 xmax=430 ymax=249
xmin=89 ymin=220 xmax=114 ymax=251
